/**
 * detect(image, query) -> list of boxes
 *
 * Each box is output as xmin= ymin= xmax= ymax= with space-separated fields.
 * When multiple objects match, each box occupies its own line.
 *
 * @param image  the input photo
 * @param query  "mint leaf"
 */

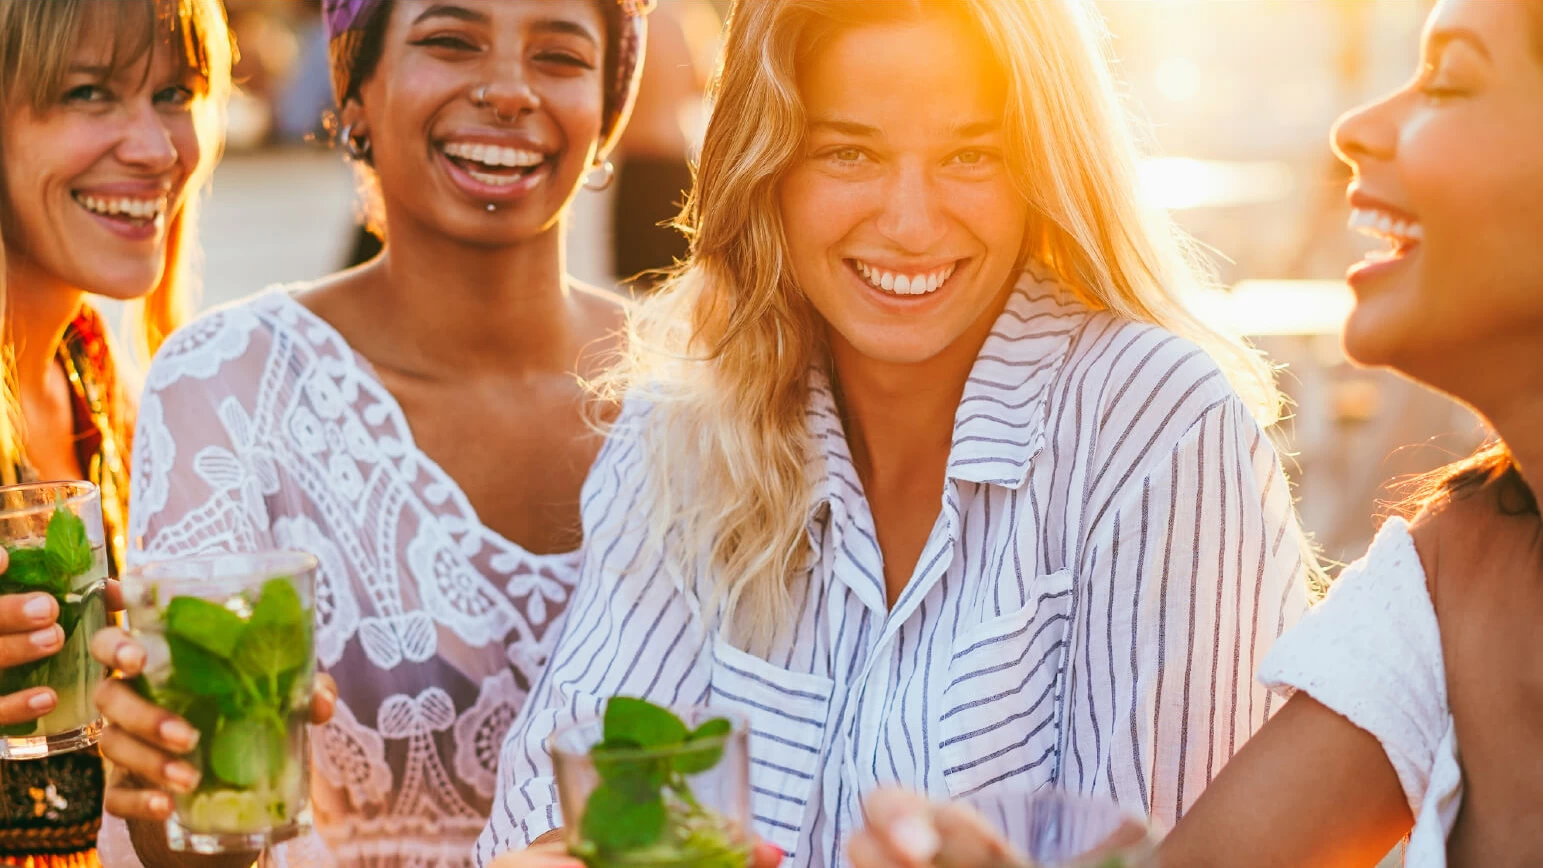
xmin=604 ymin=696 xmax=689 ymax=748
xmin=672 ymin=717 xmax=732 ymax=775
xmin=166 ymin=597 xmax=247 ymax=660
xmin=209 ymin=716 xmax=285 ymax=787
xmin=232 ymin=579 xmax=307 ymax=685
xmin=592 ymin=738 xmax=668 ymax=801
xmin=583 ymin=782 xmax=666 ymax=851
xmin=43 ymin=505 xmax=93 ymax=583
xmin=3 ymin=547 xmax=54 ymax=590
xmin=167 ymin=634 xmax=245 ymax=700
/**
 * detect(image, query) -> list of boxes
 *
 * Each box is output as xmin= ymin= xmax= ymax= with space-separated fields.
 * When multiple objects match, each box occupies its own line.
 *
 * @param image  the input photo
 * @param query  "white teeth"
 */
xmin=1348 ymin=207 xmax=1424 ymax=244
xmin=73 ymin=193 xmax=166 ymax=221
xmin=851 ymin=259 xmax=957 ymax=295
xmin=466 ymin=168 xmax=522 ymax=187
xmin=442 ymin=141 xmax=545 ymax=169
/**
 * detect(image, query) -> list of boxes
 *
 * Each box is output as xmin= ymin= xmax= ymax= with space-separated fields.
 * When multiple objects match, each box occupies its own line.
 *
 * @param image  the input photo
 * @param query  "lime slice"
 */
xmin=186 ymin=788 xmax=268 ymax=833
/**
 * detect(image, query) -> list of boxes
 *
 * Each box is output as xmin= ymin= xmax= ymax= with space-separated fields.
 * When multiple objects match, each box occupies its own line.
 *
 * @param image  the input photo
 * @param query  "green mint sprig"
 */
xmin=0 ymin=504 xmax=96 ymax=734
xmin=579 ymin=698 xmax=735 ymax=859
xmin=138 ymin=578 xmax=313 ymax=791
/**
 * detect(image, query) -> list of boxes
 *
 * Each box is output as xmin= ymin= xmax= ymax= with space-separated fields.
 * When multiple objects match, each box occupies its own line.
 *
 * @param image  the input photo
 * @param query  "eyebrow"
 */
xmin=531 ymin=18 xmax=599 ymax=46
xmin=412 ymin=4 xmax=488 ymax=26
xmin=1427 ymin=27 xmax=1492 ymax=62
xmin=67 ymin=64 xmax=113 ymax=77
xmin=807 ymin=117 xmax=1001 ymax=139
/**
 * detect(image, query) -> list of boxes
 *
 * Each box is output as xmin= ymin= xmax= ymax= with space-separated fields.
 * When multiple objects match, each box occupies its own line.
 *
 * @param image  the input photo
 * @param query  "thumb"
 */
xmin=752 ymin=840 xmax=785 ymax=868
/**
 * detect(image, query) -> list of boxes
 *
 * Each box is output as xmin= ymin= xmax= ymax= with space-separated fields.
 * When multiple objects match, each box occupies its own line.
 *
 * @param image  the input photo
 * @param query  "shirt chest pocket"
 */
xmin=937 ymin=569 xmax=1076 ymax=799
xmin=708 ymin=639 xmax=834 ymax=859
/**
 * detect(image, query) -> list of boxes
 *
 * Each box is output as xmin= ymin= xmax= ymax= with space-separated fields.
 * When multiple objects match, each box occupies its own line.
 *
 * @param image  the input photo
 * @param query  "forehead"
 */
xmin=797 ymin=14 xmax=1004 ymax=134
xmin=1426 ymin=0 xmax=1532 ymax=59
xmin=394 ymin=0 xmax=604 ymax=33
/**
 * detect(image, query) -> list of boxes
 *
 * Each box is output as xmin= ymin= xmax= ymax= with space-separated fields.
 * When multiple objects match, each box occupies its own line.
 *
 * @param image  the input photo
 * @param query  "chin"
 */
xmin=1340 ymin=303 xmax=1413 ymax=370
xmin=80 ymin=269 xmax=166 ymax=302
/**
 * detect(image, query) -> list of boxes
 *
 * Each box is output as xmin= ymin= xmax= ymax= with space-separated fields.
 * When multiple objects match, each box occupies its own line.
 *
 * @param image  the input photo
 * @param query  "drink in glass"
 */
xmin=552 ymin=699 xmax=751 ymax=868
xmin=122 ymin=551 xmax=318 ymax=854
xmin=0 ymin=481 xmax=109 ymax=758
xmin=961 ymin=787 xmax=1160 ymax=868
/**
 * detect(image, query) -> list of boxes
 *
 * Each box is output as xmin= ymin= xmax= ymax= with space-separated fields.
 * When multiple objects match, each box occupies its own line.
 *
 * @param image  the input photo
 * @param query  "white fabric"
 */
xmin=105 ymin=287 xmax=581 ymax=868
xmin=476 ymin=271 xmax=1313 ymax=867
xmin=1258 ymin=517 xmax=1460 ymax=866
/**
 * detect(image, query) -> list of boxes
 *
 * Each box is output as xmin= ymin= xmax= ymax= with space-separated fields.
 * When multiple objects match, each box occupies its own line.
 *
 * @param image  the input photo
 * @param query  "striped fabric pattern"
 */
xmin=474 ymin=271 xmax=1312 ymax=867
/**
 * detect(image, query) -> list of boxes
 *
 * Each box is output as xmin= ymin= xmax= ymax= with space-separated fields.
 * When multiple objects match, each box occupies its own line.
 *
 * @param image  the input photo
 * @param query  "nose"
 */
xmin=115 ymin=103 xmax=180 ymax=174
xmin=1331 ymin=90 xmax=1400 ymax=172
xmin=874 ymin=162 xmax=948 ymax=254
xmin=476 ymin=59 xmax=542 ymax=122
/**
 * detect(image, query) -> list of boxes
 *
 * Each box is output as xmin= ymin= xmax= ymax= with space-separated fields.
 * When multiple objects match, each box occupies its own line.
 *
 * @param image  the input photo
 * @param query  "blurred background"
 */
xmin=167 ymin=0 xmax=1480 ymax=567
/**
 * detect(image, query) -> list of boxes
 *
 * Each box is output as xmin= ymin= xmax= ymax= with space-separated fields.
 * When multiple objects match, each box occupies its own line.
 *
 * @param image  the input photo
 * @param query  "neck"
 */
xmin=1474 ymin=378 xmax=1543 ymax=501
xmin=831 ymin=300 xmax=1004 ymax=487
xmin=365 ymin=206 xmax=576 ymax=376
xmin=6 ymin=256 xmax=82 ymax=396
xmin=1424 ymin=341 xmax=1543 ymax=500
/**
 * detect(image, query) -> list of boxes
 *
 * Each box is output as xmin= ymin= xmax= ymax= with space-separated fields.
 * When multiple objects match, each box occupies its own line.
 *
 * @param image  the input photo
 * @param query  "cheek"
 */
xmin=779 ymin=168 xmax=869 ymax=255
xmin=950 ymin=179 xmax=1026 ymax=256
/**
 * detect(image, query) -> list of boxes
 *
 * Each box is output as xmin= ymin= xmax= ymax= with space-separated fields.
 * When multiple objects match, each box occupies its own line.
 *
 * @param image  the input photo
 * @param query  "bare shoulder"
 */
xmin=1409 ymin=475 xmax=1543 ymax=601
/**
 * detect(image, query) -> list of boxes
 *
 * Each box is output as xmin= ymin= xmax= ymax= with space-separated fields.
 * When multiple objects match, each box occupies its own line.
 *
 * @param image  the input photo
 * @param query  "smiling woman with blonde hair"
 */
xmin=0 ymin=0 xmax=231 ymax=863
xmin=481 ymin=1 xmax=1313 ymax=865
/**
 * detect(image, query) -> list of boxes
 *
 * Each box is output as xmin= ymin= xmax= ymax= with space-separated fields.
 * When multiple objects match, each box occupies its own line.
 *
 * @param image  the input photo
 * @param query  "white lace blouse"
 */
xmin=103 ymin=288 xmax=581 ymax=868
xmin=1257 ymin=517 xmax=1461 ymax=866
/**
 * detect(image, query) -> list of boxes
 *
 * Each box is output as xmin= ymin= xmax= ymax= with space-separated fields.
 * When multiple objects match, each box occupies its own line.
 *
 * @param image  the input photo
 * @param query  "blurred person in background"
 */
xmin=0 ymin=0 xmax=231 ymax=864
xmin=609 ymin=0 xmax=716 ymax=290
xmin=90 ymin=1 xmax=648 ymax=866
xmin=850 ymin=1 xmax=1543 ymax=865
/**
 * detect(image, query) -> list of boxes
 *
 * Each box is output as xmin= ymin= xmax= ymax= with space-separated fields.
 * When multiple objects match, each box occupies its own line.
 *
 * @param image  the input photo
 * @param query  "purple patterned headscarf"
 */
xmin=325 ymin=0 xmax=652 ymax=154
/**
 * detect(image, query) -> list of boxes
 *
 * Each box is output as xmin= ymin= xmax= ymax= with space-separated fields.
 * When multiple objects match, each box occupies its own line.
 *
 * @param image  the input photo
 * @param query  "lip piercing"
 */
xmin=486 ymin=203 xmax=496 ymax=212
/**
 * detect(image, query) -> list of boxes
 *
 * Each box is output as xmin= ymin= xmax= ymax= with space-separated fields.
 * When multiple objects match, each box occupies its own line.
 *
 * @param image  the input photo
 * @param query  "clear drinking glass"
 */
xmin=0 ymin=481 xmax=109 ymax=759
xmin=552 ymin=707 xmax=752 ymax=868
xmin=959 ymin=788 xmax=1160 ymax=868
xmin=122 ymin=551 xmax=318 ymax=854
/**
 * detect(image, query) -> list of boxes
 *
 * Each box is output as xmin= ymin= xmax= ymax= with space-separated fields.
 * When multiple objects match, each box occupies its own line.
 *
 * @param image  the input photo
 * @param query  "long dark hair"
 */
xmin=1393 ymin=441 xmax=1538 ymax=519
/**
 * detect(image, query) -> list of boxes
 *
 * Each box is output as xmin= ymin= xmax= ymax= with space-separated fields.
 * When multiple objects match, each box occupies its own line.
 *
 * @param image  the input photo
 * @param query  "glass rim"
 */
xmin=0 ymin=480 xmax=99 ymax=516
xmin=122 ymin=550 xmax=320 ymax=590
xmin=550 ymin=707 xmax=748 ymax=762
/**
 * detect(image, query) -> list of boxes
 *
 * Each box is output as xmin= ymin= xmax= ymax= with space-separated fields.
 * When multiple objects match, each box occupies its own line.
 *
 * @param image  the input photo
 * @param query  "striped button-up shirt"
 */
xmin=475 ymin=273 xmax=1312 ymax=867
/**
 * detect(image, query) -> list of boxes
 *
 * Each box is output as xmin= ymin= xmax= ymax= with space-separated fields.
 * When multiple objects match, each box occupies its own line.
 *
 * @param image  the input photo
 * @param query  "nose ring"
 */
xmin=473 ymin=85 xmax=490 ymax=106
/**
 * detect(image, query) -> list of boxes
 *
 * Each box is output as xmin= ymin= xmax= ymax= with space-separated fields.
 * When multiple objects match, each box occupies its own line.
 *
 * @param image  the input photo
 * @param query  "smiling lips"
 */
xmin=1349 ymin=206 xmax=1424 ymax=262
xmin=850 ymin=258 xmax=958 ymax=296
xmin=441 ymin=141 xmax=546 ymax=187
xmin=71 ymin=191 xmax=167 ymax=228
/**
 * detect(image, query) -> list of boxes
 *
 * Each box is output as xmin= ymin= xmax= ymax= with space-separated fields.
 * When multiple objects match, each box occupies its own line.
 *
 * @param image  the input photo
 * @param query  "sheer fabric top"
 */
xmin=108 ymin=287 xmax=582 ymax=868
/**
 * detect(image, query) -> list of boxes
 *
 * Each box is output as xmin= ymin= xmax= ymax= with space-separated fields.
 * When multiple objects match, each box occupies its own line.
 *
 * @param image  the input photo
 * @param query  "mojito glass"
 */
xmin=553 ymin=701 xmax=751 ymax=868
xmin=122 ymin=551 xmax=318 ymax=854
xmin=0 ymin=481 xmax=109 ymax=759
xmin=961 ymin=788 xmax=1160 ymax=868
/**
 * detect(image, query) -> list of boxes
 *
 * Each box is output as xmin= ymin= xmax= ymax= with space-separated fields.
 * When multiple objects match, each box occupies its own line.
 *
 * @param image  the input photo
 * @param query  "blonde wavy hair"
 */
xmin=0 ymin=0 xmax=232 ymax=481
xmin=599 ymin=0 xmax=1288 ymax=651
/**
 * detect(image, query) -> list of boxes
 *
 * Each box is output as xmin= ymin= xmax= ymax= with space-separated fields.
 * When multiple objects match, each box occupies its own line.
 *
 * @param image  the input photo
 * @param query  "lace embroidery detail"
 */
xmin=128 ymin=289 xmax=582 ymax=868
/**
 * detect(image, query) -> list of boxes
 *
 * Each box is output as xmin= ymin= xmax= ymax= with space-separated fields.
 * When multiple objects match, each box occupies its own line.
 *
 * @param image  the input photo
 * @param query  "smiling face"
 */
xmin=1332 ymin=0 xmax=1543 ymax=386
xmin=350 ymin=0 xmax=608 ymax=246
xmin=2 ymin=8 xmax=203 ymax=300
xmin=776 ymin=11 xmax=1029 ymax=368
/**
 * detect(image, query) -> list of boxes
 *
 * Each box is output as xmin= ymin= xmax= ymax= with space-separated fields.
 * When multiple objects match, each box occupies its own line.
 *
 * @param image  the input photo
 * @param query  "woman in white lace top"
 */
xmin=851 ymin=1 xmax=1543 ymax=866
xmin=92 ymin=2 xmax=653 ymax=865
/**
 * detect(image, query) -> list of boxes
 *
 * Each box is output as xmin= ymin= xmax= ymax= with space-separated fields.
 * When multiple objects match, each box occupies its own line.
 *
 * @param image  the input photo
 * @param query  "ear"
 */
xmin=338 ymin=97 xmax=370 ymax=141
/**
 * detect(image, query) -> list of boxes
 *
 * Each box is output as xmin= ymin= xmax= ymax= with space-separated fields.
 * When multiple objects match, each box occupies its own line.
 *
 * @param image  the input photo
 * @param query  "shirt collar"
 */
xmin=807 ymin=267 xmax=1086 ymax=523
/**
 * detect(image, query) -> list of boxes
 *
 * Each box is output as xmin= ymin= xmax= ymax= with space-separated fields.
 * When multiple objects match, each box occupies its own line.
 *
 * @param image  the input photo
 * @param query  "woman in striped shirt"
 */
xmin=476 ymin=2 xmax=1314 ymax=866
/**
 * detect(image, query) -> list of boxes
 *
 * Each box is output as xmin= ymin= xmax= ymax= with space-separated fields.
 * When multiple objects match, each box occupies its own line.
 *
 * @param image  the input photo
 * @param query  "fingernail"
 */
xmin=115 ymin=643 xmax=146 ymax=671
xmin=164 ymin=761 xmax=200 ymax=793
xmin=27 ymin=691 xmax=56 ymax=711
xmin=889 ymin=814 xmax=939 ymax=862
xmin=755 ymin=842 xmax=785 ymax=865
xmin=22 ymin=595 xmax=53 ymax=620
xmin=148 ymin=793 xmax=171 ymax=816
xmin=29 ymin=626 xmax=60 ymax=648
xmin=160 ymin=718 xmax=200 ymax=751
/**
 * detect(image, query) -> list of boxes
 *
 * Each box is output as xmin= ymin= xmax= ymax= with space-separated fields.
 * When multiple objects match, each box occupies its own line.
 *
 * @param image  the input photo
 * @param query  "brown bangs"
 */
xmin=0 ymin=0 xmax=224 ymax=112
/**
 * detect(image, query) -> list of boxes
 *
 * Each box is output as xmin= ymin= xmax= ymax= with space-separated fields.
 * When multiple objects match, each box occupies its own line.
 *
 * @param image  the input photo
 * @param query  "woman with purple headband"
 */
xmin=87 ymin=2 xmax=651 ymax=865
